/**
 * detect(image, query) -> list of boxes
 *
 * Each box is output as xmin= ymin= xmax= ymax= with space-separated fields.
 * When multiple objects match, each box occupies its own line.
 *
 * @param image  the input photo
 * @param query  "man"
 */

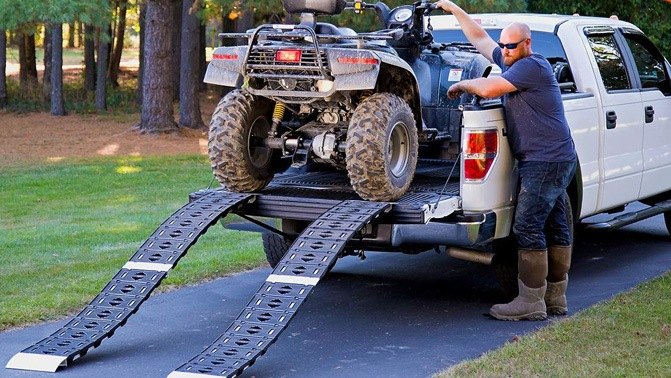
xmin=434 ymin=0 xmax=577 ymax=321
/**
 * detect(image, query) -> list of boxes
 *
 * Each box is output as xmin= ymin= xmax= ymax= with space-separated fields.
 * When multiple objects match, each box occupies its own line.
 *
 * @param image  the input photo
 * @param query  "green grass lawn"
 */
xmin=437 ymin=272 xmax=671 ymax=377
xmin=2 ymin=153 xmax=670 ymax=376
xmin=0 ymin=155 xmax=267 ymax=330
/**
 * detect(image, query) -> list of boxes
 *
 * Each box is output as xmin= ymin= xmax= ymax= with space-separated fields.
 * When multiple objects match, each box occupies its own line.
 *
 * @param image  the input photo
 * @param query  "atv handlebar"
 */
xmin=345 ymin=1 xmax=376 ymax=11
xmin=346 ymin=1 xmax=438 ymax=14
xmin=418 ymin=1 xmax=439 ymax=12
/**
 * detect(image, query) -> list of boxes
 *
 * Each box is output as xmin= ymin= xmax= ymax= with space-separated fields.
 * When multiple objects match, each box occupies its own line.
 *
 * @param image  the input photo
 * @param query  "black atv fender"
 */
xmin=329 ymin=49 xmax=422 ymax=130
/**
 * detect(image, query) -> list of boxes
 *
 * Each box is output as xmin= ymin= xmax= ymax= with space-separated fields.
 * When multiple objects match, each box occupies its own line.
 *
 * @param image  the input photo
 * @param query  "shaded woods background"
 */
xmin=0 ymin=0 xmax=669 ymax=132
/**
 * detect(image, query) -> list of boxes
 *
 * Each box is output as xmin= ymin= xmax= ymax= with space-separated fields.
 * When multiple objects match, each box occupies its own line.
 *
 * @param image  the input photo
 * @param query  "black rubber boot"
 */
xmin=489 ymin=249 xmax=548 ymax=321
xmin=546 ymin=245 xmax=572 ymax=315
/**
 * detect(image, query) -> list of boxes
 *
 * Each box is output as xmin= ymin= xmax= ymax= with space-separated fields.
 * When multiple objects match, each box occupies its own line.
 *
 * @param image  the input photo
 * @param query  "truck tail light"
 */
xmin=276 ymin=49 xmax=302 ymax=62
xmin=464 ymin=129 xmax=498 ymax=181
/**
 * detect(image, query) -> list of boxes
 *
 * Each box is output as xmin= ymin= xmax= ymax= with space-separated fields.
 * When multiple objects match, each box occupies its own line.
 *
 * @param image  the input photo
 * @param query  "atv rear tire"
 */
xmin=346 ymin=93 xmax=418 ymax=201
xmin=209 ymin=89 xmax=277 ymax=192
xmin=261 ymin=232 xmax=292 ymax=268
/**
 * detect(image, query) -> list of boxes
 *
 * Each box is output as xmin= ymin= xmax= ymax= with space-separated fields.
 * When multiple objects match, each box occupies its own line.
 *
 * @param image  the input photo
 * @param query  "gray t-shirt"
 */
xmin=492 ymin=47 xmax=575 ymax=162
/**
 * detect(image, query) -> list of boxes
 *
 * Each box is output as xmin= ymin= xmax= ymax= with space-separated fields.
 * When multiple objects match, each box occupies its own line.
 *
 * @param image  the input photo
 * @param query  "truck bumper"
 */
xmin=390 ymin=211 xmax=497 ymax=248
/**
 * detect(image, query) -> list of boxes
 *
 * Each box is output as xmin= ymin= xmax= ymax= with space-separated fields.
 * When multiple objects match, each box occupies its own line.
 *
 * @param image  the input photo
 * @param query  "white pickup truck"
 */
xmin=218 ymin=12 xmax=671 ymax=280
xmin=430 ymin=13 xmax=671 ymax=241
xmin=384 ymin=13 xmax=671 ymax=286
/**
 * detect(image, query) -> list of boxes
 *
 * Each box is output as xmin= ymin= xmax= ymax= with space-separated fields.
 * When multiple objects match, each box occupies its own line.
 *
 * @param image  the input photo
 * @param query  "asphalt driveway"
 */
xmin=2 ymin=212 xmax=670 ymax=378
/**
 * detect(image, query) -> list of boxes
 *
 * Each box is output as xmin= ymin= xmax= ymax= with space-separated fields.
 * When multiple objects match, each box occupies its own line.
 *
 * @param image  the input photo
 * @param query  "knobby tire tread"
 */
xmin=345 ymin=93 xmax=418 ymax=201
xmin=209 ymin=89 xmax=274 ymax=192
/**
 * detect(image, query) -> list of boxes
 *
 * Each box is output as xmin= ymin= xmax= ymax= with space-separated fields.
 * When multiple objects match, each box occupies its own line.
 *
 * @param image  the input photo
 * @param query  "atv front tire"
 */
xmin=209 ymin=89 xmax=277 ymax=192
xmin=346 ymin=93 xmax=418 ymax=201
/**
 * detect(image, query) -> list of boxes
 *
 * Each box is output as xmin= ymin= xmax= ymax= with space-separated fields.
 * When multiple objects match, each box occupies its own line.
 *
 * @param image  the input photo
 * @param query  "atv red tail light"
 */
xmin=276 ymin=49 xmax=302 ymax=62
xmin=464 ymin=129 xmax=498 ymax=181
xmin=212 ymin=53 xmax=238 ymax=60
xmin=337 ymin=57 xmax=379 ymax=65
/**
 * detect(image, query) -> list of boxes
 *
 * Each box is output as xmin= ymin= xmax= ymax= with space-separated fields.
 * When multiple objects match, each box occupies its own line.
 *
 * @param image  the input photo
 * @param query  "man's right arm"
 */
xmin=434 ymin=0 xmax=497 ymax=62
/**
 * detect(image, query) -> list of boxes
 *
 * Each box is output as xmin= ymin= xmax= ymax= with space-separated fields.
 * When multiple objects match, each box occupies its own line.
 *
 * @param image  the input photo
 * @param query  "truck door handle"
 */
xmin=645 ymin=106 xmax=655 ymax=123
xmin=606 ymin=111 xmax=617 ymax=129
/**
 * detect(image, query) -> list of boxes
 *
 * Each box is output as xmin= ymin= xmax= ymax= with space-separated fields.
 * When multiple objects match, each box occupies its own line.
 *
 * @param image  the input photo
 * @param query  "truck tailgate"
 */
xmin=237 ymin=159 xmax=461 ymax=224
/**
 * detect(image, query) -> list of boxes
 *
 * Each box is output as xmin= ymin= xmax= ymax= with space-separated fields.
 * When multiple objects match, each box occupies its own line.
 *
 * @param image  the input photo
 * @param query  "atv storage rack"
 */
xmin=218 ymin=24 xmax=402 ymax=103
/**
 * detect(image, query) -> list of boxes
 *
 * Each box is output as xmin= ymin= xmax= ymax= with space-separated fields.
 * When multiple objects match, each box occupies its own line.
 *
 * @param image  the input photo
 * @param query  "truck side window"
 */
xmin=587 ymin=35 xmax=631 ymax=91
xmin=622 ymin=34 xmax=671 ymax=95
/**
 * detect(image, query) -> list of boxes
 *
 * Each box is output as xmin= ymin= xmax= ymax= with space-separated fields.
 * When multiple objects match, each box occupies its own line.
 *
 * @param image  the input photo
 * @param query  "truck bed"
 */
xmin=230 ymin=159 xmax=460 ymax=224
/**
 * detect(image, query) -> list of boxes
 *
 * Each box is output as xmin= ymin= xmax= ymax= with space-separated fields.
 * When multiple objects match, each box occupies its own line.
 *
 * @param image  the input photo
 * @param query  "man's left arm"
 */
xmin=447 ymin=77 xmax=517 ymax=100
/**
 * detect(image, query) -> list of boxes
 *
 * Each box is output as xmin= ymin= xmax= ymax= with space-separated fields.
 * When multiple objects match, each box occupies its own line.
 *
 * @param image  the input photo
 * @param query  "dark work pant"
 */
xmin=513 ymin=159 xmax=577 ymax=250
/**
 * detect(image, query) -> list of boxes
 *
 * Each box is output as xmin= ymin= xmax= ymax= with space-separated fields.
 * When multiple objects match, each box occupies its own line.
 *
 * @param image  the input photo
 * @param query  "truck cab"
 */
xmin=431 ymin=13 xmax=671 ymax=222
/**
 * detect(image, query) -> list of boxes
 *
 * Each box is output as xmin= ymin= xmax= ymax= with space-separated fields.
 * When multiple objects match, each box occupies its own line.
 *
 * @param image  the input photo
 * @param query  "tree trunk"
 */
xmin=84 ymin=24 xmax=96 ymax=91
xmin=8 ymin=30 xmax=18 ymax=46
xmin=179 ymin=0 xmax=204 ymax=129
xmin=171 ymin=0 xmax=182 ymax=101
xmin=199 ymin=17 xmax=206 ymax=91
xmin=138 ymin=2 xmax=146 ymax=105
xmin=18 ymin=33 xmax=26 ymax=86
xmin=0 ymin=29 xmax=7 ymax=107
xmin=106 ymin=24 xmax=113 ymax=80
xmin=109 ymin=0 xmax=127 ymax=87
xmin=51 ymin=24 xmax=66 ymax=116
xmin=139 ymin=0 xmax=179 ymax=133
xmin=68 ymin=22 xmax=76 ymax=48
xmin=25 ymin=33 xmax=38 ymax=83
xmin=19 ymin=32 xmax=38 ymax=89
xmin=76 ymin=21 xmax=83 ymax=48
xmin=236 ymin=2 xmax=254 ymax=45
xmin=96 ymin=27 xmax=109 ymax=111
xmin=43 ymin=26 xmax=53 ymax=101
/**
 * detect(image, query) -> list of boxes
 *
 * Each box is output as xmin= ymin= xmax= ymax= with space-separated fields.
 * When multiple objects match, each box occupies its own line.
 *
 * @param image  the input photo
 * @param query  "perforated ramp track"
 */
xmin=168 ymin=200 xmax=391 ymax=378
xmin=6 ymin=191 xmax=254 ymax=373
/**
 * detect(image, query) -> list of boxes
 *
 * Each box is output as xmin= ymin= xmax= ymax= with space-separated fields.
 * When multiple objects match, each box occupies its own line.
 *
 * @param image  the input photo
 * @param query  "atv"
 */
xmin=204 ymin=0 xmax=490 ymax=201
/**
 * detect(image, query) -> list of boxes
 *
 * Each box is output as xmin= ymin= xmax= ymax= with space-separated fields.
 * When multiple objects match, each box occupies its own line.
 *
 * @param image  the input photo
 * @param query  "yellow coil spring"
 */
xmin=272 ymin=102 xmax=286 ymax=122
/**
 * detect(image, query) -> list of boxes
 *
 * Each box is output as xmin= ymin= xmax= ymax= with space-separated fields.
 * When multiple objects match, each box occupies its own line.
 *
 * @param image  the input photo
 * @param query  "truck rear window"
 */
xmin=432 ymin=30 xmax=568 ymax=64
xmin=433 ymin=29 xmax=576 ymax=92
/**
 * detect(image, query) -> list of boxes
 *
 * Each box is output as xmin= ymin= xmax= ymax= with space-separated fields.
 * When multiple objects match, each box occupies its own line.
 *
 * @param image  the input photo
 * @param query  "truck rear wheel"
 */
xmin=261 ymin=232 xmax=340 ymax=275
xmin=261 ymin=232 xmax=292 ymax=268
xmin=665 ymin=211 xmax=671 ymax=236
xmin=209 ymin=89 xmax=277 ymax=192
xmin=346 ymin=93 xmax=418 ymax=201
xmin=492 ymin=235 xmax=518 ymax=300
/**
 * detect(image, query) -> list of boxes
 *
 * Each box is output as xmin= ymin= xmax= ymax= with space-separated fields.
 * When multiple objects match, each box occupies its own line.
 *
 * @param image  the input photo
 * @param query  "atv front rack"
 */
xmin=7 ymin=190 xmax=390 ymax=377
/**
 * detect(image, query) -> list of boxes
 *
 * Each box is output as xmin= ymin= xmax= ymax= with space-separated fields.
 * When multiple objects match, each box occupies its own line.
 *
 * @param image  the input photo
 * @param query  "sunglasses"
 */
xmin=497 ymin=38 xmax=527 ymax=49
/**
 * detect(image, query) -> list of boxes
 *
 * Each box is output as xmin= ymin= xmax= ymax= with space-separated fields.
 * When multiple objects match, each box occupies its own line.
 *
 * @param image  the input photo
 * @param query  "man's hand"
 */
xmin=447 ymin=83 xmax=463 ymax=100
xmin=434 ymin=0 xmax=456 ymax=13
